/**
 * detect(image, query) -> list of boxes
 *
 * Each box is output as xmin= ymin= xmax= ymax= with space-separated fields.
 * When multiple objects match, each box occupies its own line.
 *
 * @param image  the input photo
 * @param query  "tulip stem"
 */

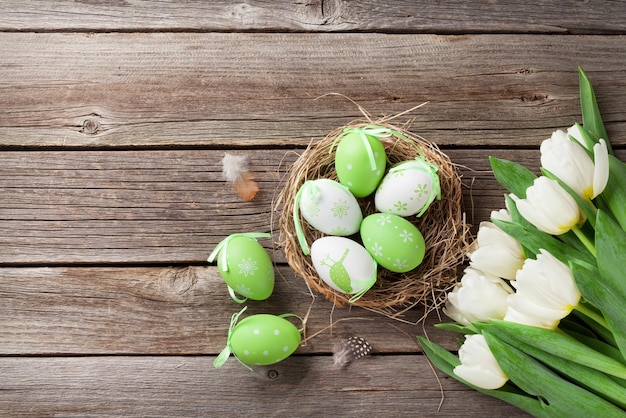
xmin=574 ymin=302 xmax=610 ymax=331
xmin=572 ymin=226 xmax=597 ymax=258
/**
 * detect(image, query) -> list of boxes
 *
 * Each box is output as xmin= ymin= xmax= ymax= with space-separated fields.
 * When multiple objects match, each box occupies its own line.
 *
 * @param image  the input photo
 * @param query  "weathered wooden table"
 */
xmin=1 ymin=2 xmax=625 ymax=416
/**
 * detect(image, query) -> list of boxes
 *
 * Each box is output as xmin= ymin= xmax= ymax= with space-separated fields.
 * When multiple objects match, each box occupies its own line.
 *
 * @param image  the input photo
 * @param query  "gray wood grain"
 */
xmin=0 ymin=0 xmax=623 ymax=34
xmin=0 ymin=148 xmax=564 ymax=264
xmin=1 ymin=33 xmax=625 ymax=149
xmin=0 ymin=356 xmax=530 ymax=417
xmin=0 ymin=265 xmax=464 ymax=355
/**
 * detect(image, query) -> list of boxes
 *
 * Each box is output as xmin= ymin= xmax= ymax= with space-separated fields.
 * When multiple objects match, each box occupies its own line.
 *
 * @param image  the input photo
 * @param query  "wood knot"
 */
xmin=163 ymin=267 xmax=197 ymax=296
xmin=81 ymin=118 xmax=100 ymax=134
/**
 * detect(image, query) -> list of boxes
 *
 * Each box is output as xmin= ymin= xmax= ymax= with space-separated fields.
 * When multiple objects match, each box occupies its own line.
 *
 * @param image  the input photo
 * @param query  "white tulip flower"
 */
xmin=469 ymin=214 xmax=525 ymax=281
xmin=504 ymin=249 xmax=581 ymax=330
xmin=454 ymin=334 xmax=509 ymax=390
xmin=541 ymin=128 xmax=609 ymax=199
xmin=444 ymin=267 xmax=514 ymax=326
xmin=566 ymin=124 xmax=588 ymax=148
xmin=514 ymin=176 xmax=581 ymax=235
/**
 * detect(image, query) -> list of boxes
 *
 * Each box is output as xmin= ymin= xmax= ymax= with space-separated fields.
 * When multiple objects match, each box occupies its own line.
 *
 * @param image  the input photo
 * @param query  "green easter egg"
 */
xmin=360 ymin=213 xmax=425 ymax=273
xmin=335 ymin=132 xmax=386 ymax=198
xmin=218 ymin=236 xmax=274 ymax=300
xmin=230 ymin=314 xmax=301 ymax=366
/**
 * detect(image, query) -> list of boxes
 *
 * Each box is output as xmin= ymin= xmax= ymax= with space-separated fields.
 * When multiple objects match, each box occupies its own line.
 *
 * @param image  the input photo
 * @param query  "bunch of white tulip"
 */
xmin=419 ymin=68 xmax=626 ymax=417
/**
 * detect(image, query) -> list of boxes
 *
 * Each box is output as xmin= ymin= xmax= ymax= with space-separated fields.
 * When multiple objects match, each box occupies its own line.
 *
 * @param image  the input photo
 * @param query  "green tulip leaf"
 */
xmin=596 ymin=210 xmax=626 ymax=300
xmin=483 ymin=331 xmax=626 ymax=417
xmin=578 ymin=67 xmax=611 ymax=153
xmin=478 ymin=321 xmax=626 ymax=380
xmin=601 ymin=154 xmax=626 ymax=231
xmin=489 ymin=157 xmax=537 ymax=198
xmin=416 ymin=336 xmax=547 ymax=417
xmin=434 ymin=322 xmax=477 ymax=334
xmin=489 ymin=329 xmax=626 ymax=409
xmin=564 ymin=328 xmax=624 ymax=364
xmin=491 ymin=219 xmax=596 ymax=267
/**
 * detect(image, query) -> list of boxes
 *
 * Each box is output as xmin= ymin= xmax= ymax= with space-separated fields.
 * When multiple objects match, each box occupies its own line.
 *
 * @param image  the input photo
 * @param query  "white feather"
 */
xmin=222 ymin=153 xmax=249 ymax=183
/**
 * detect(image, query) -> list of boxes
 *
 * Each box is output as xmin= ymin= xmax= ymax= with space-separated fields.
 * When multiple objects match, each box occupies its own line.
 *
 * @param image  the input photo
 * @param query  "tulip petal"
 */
xmin=592 ymin=139 xmax=609 ymax=198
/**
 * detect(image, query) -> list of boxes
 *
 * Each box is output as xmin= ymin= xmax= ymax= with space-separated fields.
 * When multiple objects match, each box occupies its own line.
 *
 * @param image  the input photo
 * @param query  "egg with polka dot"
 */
xmin=229 ymin=313 xmax=302 ymax=366
xmin=375 ymin=158 xmax=441 ymax=217
xmin=334 ymin=131 xmax=386 ymax=198
xmin=295 ymin=179 xmax=362 ymax=237
xmin=360 ymin=213 xmax=425 ymax=273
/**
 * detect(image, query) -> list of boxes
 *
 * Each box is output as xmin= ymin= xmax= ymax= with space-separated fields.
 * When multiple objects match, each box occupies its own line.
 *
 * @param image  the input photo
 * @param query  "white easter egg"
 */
xmin=375 ymin=158 xmax=441 ymax=217
xmin=310 ymin=236 xmax=377 ymax=297
xmin=296 ymin=179 xmax=363 ymax=236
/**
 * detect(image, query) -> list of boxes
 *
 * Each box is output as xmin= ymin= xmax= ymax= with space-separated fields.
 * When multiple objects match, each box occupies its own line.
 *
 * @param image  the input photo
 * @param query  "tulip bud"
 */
xmin=444 ymin=267 xmax=514 ymax=326
xmin=469 ymin=216 xmax=524 ymax=281
xmin=453 ymin=334 xmax=509 ymax=390
xmin=504 ymin=249 xmax=581 ymax=330
xmin=540 ymin=128 xmax=609 ymax=199
xmin=514 ymin=177 xmax=581 ymax=235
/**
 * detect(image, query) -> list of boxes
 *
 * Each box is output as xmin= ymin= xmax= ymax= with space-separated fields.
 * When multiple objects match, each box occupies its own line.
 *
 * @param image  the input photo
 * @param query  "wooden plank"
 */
xmin=0 ymin=355 xmax=530 ymax=417
xmin=0 ymin=0 xmax=624 ymax=34
xmin=0 ymin=147 xmax=548 ymax=264
xmin=0 ymin=265 xmax=466 ymax=355
xmin=1 ymin=33 xmax=625 ymax=148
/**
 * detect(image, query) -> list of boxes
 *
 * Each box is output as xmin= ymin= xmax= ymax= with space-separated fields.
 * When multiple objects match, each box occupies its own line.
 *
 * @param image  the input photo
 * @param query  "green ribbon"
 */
xmin=207 ymin=232 xmax=272 ymax=303
xmin=293 ymin=180 xmax=353 ymax=255
xmin=347 ymin=265 xmax=378 ymax=303
xmin=213 ymin=306 xmax=252 ymax=371
xmin=388 ymin=156 xmax=441 ymax=217
xmin=293 ymin=181 xmax=316 ymax=256
xmin=329 ymin=124 xmax=411 ymax=171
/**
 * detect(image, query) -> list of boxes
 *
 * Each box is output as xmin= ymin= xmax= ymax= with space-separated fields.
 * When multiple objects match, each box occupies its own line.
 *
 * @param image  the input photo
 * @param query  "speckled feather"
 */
xmin=333 ymin=336 xmax=372 ymax=367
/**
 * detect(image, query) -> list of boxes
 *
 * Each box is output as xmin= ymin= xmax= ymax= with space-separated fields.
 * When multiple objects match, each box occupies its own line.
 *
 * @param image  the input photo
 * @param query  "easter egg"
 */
xmin=230 ymin=313 xmax=302 ymax=366
xmin=375 ymin=158 xmax=441 ymax=217
xmin=360 ymin=213 xmax=425 ymax=273
xmin=208 ymin=233 xmax=274 ymax=302
xmin=334 ymin=131 xmax=386 ymax=198
xmin=296 ymin=179 xmax=362 ymax=236
xmin=310 ymin=236 xmax=377 ymax=297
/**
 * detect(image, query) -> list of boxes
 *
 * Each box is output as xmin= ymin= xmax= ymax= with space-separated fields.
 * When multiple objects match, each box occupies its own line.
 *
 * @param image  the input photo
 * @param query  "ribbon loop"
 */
xmin=329 ymin=124 xmax=417 ymax=171
xmin=228 ymin=286 xmax=248 ymax=304
xmin=293 ymin=181 xmax=317 ymax=255
xmin=389 ymin=157 xmax=442 ymax=217
xmin=214 ymin=306 xmax=253 ymax=371
xmin=278 ymin=312 xmax=305 ymax=334
xmin=207 ymin=232 xmax=272 ymax=272
xmin=347 ymin=268 xmax=378 ymax=303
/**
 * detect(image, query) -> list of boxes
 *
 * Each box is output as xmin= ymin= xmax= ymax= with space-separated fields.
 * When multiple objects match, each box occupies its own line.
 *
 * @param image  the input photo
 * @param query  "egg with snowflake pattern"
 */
xmin=375 ymin=158 xmax=441 ymax=217
xmin=295 ymin=179 xmax=363 ymax=237
xmin=230 ymin=313 xmax=302 ymax=366
xmin=208 ymin=233 xmax=275 ymax=302
xmin=360 ymin=213 xmax=425 ymax=273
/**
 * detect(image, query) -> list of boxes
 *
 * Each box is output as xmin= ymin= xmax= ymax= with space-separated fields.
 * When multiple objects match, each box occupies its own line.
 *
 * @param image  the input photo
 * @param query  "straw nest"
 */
xmin=276 ymin=119 xmax=471 ymax=320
